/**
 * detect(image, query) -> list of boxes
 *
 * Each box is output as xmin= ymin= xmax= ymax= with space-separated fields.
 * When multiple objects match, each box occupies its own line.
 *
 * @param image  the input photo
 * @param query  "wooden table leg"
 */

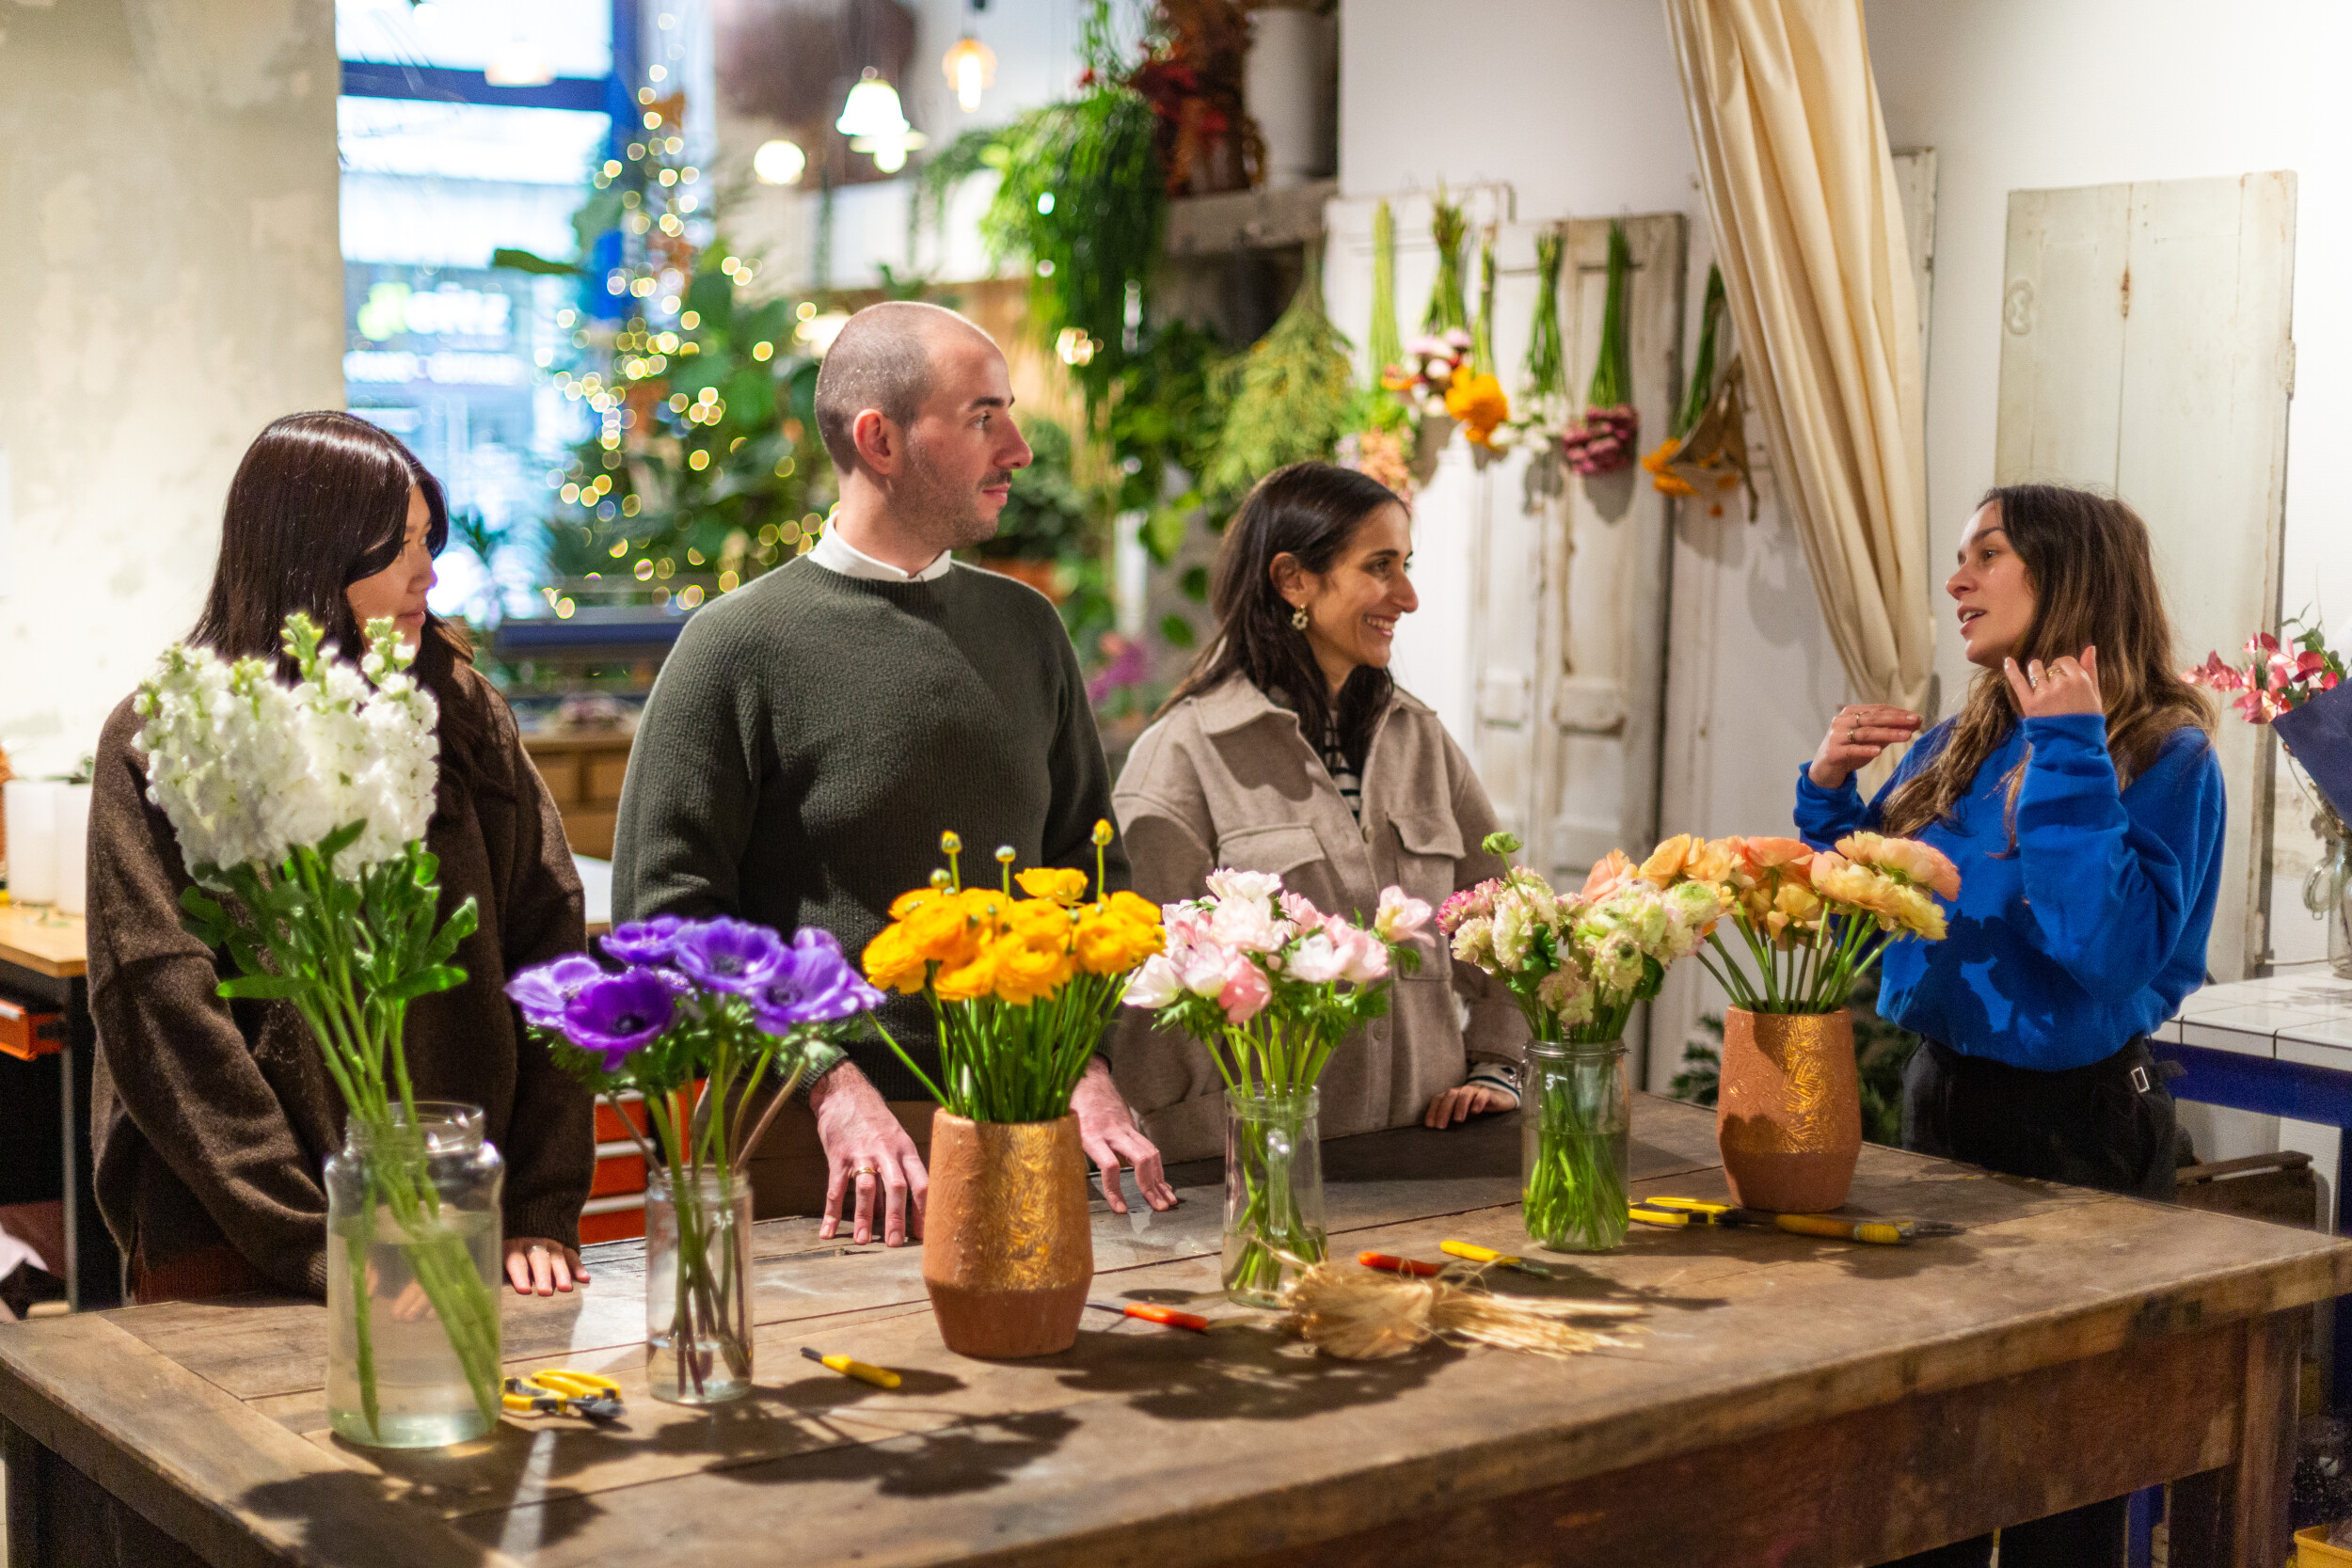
xmin=2169 ymin=1309 xmax=2299 ymax=1568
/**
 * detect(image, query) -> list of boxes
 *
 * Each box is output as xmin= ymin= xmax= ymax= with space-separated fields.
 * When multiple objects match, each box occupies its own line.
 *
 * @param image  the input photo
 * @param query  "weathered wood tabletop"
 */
xmin=4 ymin=1095 xmax=2346 ymax=1568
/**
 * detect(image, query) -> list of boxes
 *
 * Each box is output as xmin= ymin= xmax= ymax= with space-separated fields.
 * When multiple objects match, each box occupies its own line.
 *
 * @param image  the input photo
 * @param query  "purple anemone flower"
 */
xmin=670 ymin=916 xmax=788 ymax=994
xmin=562 ymin=970 xmax=675 ymax=1071
xmin=750 ymin=928 xmax=885 ymax=1034
xmin=504 ymin=953 xmax=608 ymax=1030
xmin=602 ymin=913 xmax=686 ymax=967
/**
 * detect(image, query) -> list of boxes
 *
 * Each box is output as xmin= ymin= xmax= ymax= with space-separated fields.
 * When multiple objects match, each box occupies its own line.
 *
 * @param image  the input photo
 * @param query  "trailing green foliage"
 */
xmin=1201 ymin=255 xmax=1357 ymax=513
xmin=978 ymin=90 xmax=1168 ymax=416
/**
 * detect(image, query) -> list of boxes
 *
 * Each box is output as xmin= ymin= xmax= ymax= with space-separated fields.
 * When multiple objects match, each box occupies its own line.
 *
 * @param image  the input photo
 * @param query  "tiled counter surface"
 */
xmin=2161 ymin=970 xmax=2352 ymax=1064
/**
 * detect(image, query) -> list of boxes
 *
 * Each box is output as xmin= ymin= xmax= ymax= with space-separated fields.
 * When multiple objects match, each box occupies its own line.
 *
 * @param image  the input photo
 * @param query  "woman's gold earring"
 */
xmin=1291 ymin=604 xmax=1311 ymax=631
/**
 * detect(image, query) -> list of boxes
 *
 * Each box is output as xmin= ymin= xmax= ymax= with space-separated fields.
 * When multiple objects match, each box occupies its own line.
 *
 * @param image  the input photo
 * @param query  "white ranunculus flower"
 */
xmin=133 ymin=615 xmax=439 ymax=881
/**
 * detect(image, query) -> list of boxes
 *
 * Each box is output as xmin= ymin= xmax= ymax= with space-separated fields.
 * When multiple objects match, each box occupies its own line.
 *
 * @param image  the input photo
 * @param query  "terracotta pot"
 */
xmin=1716 ymin=1008 xmax=1862 ymax=1213
xmin=921 ymin=1112 xmax=1093 ymax=1358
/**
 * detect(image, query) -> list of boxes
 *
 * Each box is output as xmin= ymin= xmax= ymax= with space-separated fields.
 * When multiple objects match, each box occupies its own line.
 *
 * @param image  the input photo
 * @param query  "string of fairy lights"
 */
xmin=534 ymin=34 xmax=831 ymax=625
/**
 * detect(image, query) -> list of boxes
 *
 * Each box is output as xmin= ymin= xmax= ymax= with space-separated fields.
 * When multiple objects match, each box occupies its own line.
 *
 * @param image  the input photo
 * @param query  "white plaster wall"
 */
xmin=1338 ymin=0 xmax=1844 ymax=1087
xmin=0 ymin=0 xmax=344 ymax=778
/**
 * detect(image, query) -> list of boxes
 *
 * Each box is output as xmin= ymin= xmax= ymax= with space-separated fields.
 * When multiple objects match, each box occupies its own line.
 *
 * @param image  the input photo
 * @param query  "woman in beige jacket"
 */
xmin=1110 ymin=462 xmax=1528 ymax=1162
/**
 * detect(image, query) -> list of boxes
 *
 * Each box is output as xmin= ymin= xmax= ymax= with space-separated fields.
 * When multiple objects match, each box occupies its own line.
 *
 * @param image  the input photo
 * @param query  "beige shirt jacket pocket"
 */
xmin=1107 ymin=676 xmax=1529 ymax=1163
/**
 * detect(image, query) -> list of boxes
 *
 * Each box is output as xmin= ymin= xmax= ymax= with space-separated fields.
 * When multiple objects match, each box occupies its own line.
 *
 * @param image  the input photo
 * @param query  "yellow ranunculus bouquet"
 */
xmin=1633 ymin=831 xmax=1957 ymax=1014
xmin=864 ymin=824 xmax=1163 ymax=1122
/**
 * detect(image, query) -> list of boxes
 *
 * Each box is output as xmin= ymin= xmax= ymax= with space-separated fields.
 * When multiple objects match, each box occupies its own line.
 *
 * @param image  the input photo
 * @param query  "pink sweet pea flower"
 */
xmin=1285 ymin=932 xmax=1346 ymax=984
xmin=1210 ymin=895 xmax=1286 ymax=954
xmin=1177 ymin=942 xmax=1232 ymax=998
xmin=1332 ymin=924 xmax=1391 ymax=983
xmin=1375 ymin=886 xmax=1433 ymax=944
xmin=1216 ymin=951 xmax=1272 ymax=1023
xmin=1122 ymin=954 xmax=1182 ymax=1009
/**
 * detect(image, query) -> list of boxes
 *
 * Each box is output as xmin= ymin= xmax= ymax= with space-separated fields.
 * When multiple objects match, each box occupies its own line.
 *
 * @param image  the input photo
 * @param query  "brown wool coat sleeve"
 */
xmin=481 ymin=698 xmax=595 ymax=1250
xmin=87 ymin=698 xmax=336 ymax=1295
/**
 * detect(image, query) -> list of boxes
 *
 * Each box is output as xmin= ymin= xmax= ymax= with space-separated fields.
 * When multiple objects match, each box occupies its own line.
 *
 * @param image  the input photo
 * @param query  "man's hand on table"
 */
xmin=1072 ymin=1058 xmax=1177 ymax=1214
xmin=812 ymin=1062 xmax=928 ymax=1245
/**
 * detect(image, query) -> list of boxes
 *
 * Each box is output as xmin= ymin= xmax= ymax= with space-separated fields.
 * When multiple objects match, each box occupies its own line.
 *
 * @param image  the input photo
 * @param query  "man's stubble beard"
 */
xmin=894 ymin=432 xmax=1003 ymax=554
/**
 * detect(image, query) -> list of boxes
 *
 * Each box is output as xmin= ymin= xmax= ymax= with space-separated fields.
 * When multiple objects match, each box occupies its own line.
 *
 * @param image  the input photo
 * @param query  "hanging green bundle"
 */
xmin=1562 ymin=218 xmax=1639 ymax=477
xmin=1521 ymin=230 xmax=1568 ymax=415
xmin=1422 ymin=190 xmax=1469 ymax=334
xmin=1204 ymin=251 xmax=1358 ymax=510
xmin=1675 ymin=264 xmax=1728 ymax=437
xmin=1470 ymin=226 xmax=1499 ymax=375
xmin=1368 ymin=198 xmax=1403 ymax=381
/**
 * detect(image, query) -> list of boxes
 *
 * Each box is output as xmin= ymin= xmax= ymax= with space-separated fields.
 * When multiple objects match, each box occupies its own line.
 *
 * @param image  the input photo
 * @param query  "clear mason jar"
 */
xmin=645 ymin=1167 xmax=754 ymax=1403
xmin=325 ymin=1101 xmax=504 ymax=1449
xmin=1521 ymin=1039 xmax=1632 ymax=1253
xmin=1222 ymin=1087 xmax=1325 ymax=1307
xmin=2307 ymin=823 xmax=2352 ymax=979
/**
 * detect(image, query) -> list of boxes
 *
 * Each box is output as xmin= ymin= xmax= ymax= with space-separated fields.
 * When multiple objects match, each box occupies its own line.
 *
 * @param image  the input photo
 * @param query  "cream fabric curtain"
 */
xmin=1663 ymin=0 xmax=1933 ymax=718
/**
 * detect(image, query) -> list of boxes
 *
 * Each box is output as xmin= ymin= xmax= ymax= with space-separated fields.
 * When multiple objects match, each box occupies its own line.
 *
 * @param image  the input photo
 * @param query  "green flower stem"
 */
xmin=1225 ymin=1098 xmax=1323 ymax=1303
xmin=1523 ymin=1032 xmax=1630 ymax=1253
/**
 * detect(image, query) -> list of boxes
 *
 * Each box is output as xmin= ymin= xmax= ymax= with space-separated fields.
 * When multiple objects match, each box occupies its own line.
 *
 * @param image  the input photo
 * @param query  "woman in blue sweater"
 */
xmin=1800 ymin=483 xmax=2222 ymax=1564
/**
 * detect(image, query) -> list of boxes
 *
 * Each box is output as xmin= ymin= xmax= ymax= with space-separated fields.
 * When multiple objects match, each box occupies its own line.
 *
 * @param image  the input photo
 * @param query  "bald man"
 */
xmin=612 ymin=302 xmax=1174 ymax=1245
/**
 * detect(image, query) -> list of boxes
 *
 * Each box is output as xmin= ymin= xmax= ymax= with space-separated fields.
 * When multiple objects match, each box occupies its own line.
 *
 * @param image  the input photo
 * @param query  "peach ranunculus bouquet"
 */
xmin=1631 ymin=832 xmax=1959 ymax=1015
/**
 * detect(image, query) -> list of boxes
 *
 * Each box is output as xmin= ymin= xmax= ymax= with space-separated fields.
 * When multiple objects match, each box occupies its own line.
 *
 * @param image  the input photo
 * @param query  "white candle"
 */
xmin=53 ymin=783 xmax=91 ymax=917
xmin=5 ymin=780 xmax=58 ymax=906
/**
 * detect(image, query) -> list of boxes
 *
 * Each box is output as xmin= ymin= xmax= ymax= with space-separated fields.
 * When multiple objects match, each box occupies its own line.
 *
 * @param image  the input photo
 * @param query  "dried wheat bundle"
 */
xmin=1280 ymin=1261 xmax=1645 ymax=1361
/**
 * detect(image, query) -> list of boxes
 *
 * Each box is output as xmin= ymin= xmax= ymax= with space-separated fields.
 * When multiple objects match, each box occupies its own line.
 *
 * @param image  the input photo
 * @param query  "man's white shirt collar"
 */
xmin=809 ymin=526 xmax=952 ymax=583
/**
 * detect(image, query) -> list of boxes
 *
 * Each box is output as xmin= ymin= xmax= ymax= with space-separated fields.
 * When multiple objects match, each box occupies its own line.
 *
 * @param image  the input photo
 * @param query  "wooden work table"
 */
xmin=3 ymin=1097 xmax=2345 ymax=1568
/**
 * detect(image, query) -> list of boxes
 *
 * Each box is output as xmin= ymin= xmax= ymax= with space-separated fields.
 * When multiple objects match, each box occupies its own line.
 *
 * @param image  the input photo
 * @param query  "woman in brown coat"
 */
xmin=87 ymin=412 xmax=595 ymax=1304
xmin=1110 ymin=462 xmax=1527 ymax=1162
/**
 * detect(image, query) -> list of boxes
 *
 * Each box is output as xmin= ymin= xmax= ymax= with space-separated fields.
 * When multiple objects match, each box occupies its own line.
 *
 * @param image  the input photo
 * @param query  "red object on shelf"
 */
xmin=579 ymin=1206 xmax=646 ymax=1243
xmin=590 ymin=1153 xmax=646 ymax=1198
xmin=0 ymin=995 xmax=63 ymax=1061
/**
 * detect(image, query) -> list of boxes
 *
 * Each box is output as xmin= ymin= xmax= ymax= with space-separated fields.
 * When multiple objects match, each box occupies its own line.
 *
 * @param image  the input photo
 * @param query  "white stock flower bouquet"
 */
xmin=1438 ymin=833 xmax=1725 ymax=1252
xmin=135 ymin=613 xmax=499 ymax=1445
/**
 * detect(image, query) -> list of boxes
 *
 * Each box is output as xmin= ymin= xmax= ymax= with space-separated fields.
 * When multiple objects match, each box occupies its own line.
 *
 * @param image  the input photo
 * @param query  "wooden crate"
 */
xmin=520 ymin=731 xmax=634 ymax=859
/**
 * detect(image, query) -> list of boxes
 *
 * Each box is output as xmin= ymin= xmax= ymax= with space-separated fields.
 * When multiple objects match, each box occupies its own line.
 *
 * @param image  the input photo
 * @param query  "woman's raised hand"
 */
xmin=1807 ymin=705 xmax=1924 ymax=791
xmin=2003 ymin=645 xmax=2103 ymax=719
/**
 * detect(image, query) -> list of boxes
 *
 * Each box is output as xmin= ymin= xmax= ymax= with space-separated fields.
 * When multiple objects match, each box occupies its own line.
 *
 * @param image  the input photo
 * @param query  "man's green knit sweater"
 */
xmin=611 ymin=555 xmax=1127 ymax=1099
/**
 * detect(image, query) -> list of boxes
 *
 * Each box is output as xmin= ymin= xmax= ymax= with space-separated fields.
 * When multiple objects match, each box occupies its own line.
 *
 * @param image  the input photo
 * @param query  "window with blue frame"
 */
xmin=337 ymin=0 xmax=638 ymax=622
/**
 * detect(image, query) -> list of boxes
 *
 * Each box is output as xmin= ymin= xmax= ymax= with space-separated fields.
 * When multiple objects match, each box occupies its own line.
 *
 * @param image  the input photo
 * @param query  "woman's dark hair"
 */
xmin=1881 ymin=483 xmax=2215 ymax=837
xmin=190 ymin=411 xmax=493 ymax=792
xmin=1167 ymin=462 xmax=1405 ymax=766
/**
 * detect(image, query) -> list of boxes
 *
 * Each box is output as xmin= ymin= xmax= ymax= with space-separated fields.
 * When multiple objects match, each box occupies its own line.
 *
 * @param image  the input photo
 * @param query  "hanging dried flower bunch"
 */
xmin=1422 ymin=188 xmax=1470 ymax=334
xmin=1561 ymin=218 xmax=1639 ymax=478
xmin=1641 ymin=265 xmax=1756 ymax=518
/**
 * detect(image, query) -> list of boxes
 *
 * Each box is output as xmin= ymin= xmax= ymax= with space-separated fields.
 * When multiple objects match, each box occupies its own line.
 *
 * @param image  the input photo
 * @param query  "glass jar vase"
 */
xmin=1521 ymin=1039 xmax=1632 ymax=1253
xmin=645 ymin=1167 xmax=754 ymax=1403
xmin=1222 ymin=1087 xmax=1325 ymax=1307
xmin=325 ymin=1101 xmax=505 ymax=1449
xmin=2308 ymin=821 xmax=2352 ymax=980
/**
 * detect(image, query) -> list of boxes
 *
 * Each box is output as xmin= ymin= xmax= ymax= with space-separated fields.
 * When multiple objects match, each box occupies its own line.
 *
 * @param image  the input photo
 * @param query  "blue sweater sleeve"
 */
xmin=2013 ymin=716 xmax=2225 ymax=1003
xmin=1791 ymin=720 xmax=1949 ymax=849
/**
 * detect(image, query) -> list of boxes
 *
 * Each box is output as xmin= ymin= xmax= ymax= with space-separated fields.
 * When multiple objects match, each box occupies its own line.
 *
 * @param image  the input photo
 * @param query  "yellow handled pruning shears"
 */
xmin=1628 ymin=1196 xmax=1959 ymax=1245
xmin=501 ymin=1368 xmax=626 ymax=1420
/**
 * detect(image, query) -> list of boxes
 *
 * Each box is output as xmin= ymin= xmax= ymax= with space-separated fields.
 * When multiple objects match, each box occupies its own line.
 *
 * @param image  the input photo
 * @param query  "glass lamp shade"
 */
xmin=942 ymin=36 xmax=995 ymax=112
xmin=835 ymin=68 xmax=910 ymax=139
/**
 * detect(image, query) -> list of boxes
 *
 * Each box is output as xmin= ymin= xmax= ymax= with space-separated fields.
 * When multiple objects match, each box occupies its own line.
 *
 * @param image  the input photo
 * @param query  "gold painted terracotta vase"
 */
xmin=1716 ymin=1008 xmax=1862 ymax=1213
xmin=921 ymin=1112 xmax=1093 ymax=1358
